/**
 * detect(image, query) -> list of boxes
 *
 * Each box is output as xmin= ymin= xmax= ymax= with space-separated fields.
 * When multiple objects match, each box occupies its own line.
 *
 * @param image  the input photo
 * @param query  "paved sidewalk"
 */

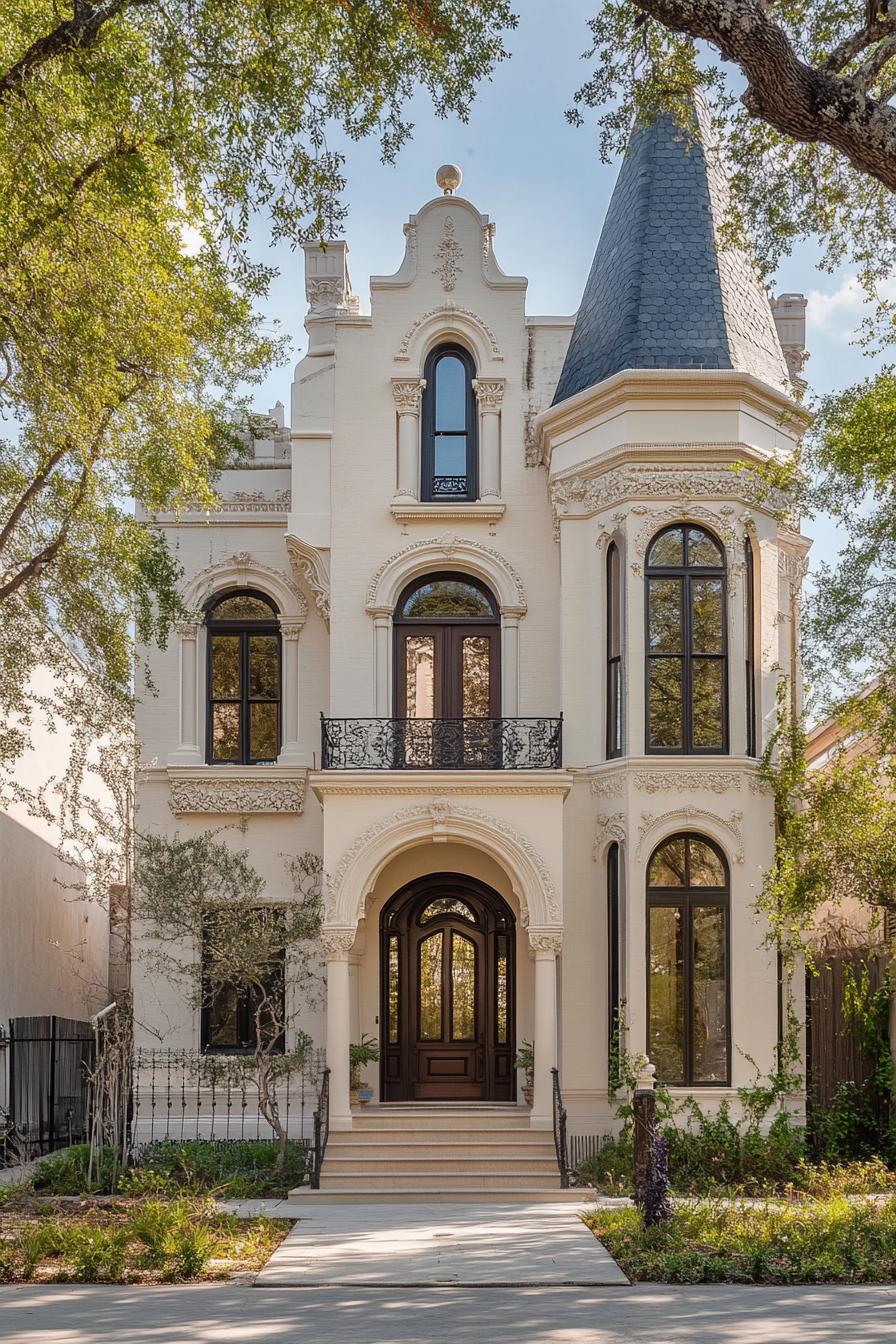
xmin=3 ymin=1283 xmax=896 ymax=1343
xmin=255 ymin=1201 xmax=628 ymax=1286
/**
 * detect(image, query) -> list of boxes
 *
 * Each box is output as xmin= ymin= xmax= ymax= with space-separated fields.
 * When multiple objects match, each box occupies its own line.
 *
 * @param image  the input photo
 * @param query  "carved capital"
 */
xmin=176 ymin=621 xmax=200 ymax=641
xmin=279 ymin=617 xmax=304 ymax=642
xmin=391 ymin=377 xmax=426 ymax=415
xmin=528 ymin=927 xmax=563 ymax=955
xmin=472 ymin=377 xmax=505 ymax=410
xmin=321 ymin=927 xmax=356 ymax=958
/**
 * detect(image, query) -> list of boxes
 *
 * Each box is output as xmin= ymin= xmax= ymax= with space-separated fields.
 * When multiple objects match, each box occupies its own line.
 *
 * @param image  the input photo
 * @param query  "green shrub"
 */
xmin=32 ymin=1145 xmax=121 ymax=1195
xmin=65 ymin=1226 xmax=129 ymax=1282
xmin=127 ymin=1198 xmax=219 ymax=1280
xmin=131 ymin=1138 xmax=307 ymax=1197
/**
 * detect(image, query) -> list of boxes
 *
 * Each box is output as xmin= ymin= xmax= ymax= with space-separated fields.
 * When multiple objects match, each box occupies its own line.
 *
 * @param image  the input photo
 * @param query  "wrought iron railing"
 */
xmin=310 ymin=1066 xmax=330 ymax=1190
xmin=321 ymin=716 xmax=563 ymax=770
xmin=551 ymin=1066 xmax=571 ymax=1189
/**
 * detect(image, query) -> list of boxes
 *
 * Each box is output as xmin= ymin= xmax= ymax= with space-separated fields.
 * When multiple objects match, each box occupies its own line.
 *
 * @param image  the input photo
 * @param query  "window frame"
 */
xmin=607 ymin=842 xmax=621 ymax=1089
xmin=606 ymin=541 xmax=623 ymax=759
xmin=420 ymin=343 xmax=478 ymax=503
xmin=644 ymin=524 xmax=729 ymax=756
xmin=205 ymin=590 xmax=282 ymax=766
xmin=200 ymin=918 xmax=286 ymax=1055
xmin=744 ymin=536 xmax=757 ymax=758
xmin=645 ymin=832 xmax=731 ymax=1088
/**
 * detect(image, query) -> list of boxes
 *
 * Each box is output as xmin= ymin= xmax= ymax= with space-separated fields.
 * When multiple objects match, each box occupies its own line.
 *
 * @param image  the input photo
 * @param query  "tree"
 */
xmin=0 ymin=1 xmax=515 ymax=771
xmin=135 ymin=832 xmax=323 ymax=1168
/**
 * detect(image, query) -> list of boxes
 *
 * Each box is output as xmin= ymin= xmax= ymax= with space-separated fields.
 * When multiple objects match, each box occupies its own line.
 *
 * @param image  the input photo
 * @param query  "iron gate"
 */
xmin=7 ymin=1016 xmax=94 ymax=1159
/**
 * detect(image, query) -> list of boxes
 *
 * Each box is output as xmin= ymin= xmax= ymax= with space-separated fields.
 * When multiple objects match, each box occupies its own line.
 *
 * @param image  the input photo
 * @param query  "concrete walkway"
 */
xmin=255 ymin=1201 xmax=628 ymax=1286
xmin=4 ymin=1283 xmax=896 ymax=1342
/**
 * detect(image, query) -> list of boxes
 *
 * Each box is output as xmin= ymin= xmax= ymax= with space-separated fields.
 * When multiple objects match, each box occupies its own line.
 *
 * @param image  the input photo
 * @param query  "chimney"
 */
xmin=771 ymin=293 xmax=809 ymax=388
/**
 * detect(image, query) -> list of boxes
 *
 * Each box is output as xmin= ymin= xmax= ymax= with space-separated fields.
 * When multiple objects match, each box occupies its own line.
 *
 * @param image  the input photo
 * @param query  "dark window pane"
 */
xmin=451 ymin=933 xmax=476 ymax=1041
xmin=211 ymin=635 xmax=240 ymax=698
xmin=607 ymin=543 xmax=621 ymax=658
xmin=648 ymin=837 xmax=686 ymax=887
xmin=211 ymin=594 xmax=276 ymax=621
xmin=207 ymin=983 xmax=240 ymax=1047
xmin=691 ymin=579 xmax=724 ymax=653
xmin=388 ymin=935 xmax=399 ymax=1045
xmin=692 ymin=660 xmax=725 ymax=748
xmin=688 ymin=839 xmax=726 ymax=887
xmin=435 ymin=354 xmax=467 ymax=431
xmin=250 ymin=702 xmax=278 ymax=760
xmin=648 ymin=528 xmax=684 ymax=568
xmin=419 ymin=933 xmax=443 ymax=1040
xmin=211 ymin=703 xmax=240 ymax=760
xmin=434 ymin=433 xmax=468 ymax=477
xmin=649 ymin=905 xmax=685 ymax=1084
xmin=249 ymin=635 xmax=280 ymax=699
xmin=648 ymin=579 xmax=682 ymax=651
xmin=401 ymin=580 xmax=494 ymax=619
xmin=692 ymin=905 xmax=728 ymax=1082
xmin=687 ymin=529 xmax=724 ymax=568
xmin=648 ymin=658 xmax=683 ymax=748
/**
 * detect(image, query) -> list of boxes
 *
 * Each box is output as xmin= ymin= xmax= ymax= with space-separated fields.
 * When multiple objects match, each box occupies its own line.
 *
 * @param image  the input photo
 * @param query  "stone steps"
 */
xmin=290 ymin=1187 xmax=593 ymax=1204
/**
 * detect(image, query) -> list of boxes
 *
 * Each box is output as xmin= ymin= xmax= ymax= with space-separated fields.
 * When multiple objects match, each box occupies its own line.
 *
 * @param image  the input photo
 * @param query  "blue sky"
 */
xmin=246 ymin=0 xmax=885 ymax=576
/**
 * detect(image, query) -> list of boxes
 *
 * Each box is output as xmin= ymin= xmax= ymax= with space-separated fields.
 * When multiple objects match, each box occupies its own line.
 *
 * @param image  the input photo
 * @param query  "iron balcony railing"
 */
xmin=320 ymin=715 xmax=563 ymax=771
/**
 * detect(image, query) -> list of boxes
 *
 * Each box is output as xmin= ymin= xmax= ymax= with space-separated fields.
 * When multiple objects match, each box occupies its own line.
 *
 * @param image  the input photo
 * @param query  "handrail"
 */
xmin=551 ymin=1066 xmax=571 ymax=1189
xmin=320 ymin=715 xmax=563 ymax=770
xmin=310 ymin=1066 xmax=330 ymax=1190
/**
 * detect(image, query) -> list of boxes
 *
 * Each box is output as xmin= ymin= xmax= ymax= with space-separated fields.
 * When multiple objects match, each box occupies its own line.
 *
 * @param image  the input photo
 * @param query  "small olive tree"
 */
xmin=136 ymin=832 xmax=323 ymax=1168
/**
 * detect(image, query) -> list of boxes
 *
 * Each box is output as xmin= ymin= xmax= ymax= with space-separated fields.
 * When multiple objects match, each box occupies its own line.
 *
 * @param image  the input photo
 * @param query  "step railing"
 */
xmin=310 ymin=1066 xmax=330 ymax=1190
xmin=551 ymin=1066 xmax=571 ymax=1189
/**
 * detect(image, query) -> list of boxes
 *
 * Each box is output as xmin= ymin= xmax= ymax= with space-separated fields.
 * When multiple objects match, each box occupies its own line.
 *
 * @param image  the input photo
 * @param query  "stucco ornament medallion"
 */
xmin=593 ymin=812 xmax=626 ymax=860
xmin=169 ymin=774 xmax=306 ymax=815
xmin=433 ymin=215 xmax=463 ymax=291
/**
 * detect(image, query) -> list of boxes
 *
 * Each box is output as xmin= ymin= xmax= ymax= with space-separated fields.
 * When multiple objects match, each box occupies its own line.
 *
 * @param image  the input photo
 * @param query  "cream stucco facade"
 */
xmin=133 ymin=117 xmax=811 ymax=1144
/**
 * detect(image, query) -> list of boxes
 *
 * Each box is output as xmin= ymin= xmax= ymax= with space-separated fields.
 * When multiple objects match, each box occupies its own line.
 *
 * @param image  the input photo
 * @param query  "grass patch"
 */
xmin=0 ymin=1194 xmax=288 ymax=1283
xmin=585 ymin=1195 xmax=896 ymax=1283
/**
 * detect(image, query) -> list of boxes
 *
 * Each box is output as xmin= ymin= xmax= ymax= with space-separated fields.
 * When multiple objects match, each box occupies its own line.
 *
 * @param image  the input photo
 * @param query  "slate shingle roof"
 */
xmin=553 ymin=104 xmax=791 ymax=405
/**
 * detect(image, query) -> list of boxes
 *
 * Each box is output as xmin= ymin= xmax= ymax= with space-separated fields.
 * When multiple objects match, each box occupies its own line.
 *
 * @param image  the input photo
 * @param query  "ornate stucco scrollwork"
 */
xmin=285 ymin=535 xmax=330 ymax=628
xmin=168 ymin=774 xmax=307 ymax=815
xmin=390 ymin=377 xmax=427 ymax=414
xmin=433 ymin=214 xmax=463 ymax=291
xmin=634 ymin=771 xmax=742 ymax=795
xmin=636 ymin=807 xmax=745 ymax=863
xmin=527 ymin=928 xmax=564 ymax=954
xmin=590 ymin=773 xmax=626 ymax=798
xmin=320 ymin=927 xmax=356 ymax=958
xmin=593 ymin=812 xmax=626 ymax=860
xmin=550 ymin=464 xmax=790 ymax=519
xmin=472 ymin=378 xmax=506 ymax=410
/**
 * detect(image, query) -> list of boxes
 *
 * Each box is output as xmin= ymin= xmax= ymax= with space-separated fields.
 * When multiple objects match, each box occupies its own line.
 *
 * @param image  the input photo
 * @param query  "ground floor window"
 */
xmin=200 ymin=917 xmax=285 ymax=1054
xmin=646 ymin=833 xmax=729 ymax=1086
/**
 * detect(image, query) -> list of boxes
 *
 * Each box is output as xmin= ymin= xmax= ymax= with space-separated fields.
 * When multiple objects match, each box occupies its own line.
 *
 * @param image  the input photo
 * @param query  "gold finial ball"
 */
xmin=436 ymin=163 xmax=462 ymax=195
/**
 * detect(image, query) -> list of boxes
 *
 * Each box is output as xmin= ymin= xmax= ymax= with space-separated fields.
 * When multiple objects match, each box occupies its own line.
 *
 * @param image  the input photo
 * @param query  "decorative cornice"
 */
xmin=167 ymin=769 xmax=307 ymax=815
xmin=550 ymin=464 xmax=790 ymax=521
xmin=389 ymin=500 xmax=506 ymax=524
xmin=634 ymin=771 xmax=743 ymax=795
xmin=285 ymin=534 xmax=331 ymax=628
xmin=391 ymin=377 xmax=427 ymax=415
xmin=396 ymin=304 xmax=503 ymax=362
xmin=310 ymin=770 xmax=573 ymax=799
xmin=472 ymin=378 xmax=506 ymax=410
xmin=433 ymin=214 xmax=463 ymax=291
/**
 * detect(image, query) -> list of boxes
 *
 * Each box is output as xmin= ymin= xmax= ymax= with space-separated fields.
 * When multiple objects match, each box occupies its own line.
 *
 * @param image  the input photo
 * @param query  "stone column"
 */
xmin=323 ymin=928 xmax=356 ymax=1130
xmin=529 ymin=929 xmax=562 ymax=1127
xmin=391 ymin=378 xmax=426 ymax=502
xmin=473 ymin=378 xmax=505 ymax=501
xmin=501 ymin=609 xmax=523 ymax=717
xmin=370 ymin=608 xmax=392 ymax=717
xmin=169 ymin=621 xmax=202 ymax=764
xmin=278 ymin=616 xmax=305 ymax=764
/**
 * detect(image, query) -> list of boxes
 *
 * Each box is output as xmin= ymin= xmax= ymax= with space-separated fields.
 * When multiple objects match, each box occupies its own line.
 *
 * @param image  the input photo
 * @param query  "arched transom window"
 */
xmin=647 ymin=833 xmax=730 ymax=1086
xmin=646 ymin=525 xmax=728 ymax=754
xmin=421 ymin=344 xmax=477 ymax=502
xmin=206 ymin=590 xmax=281 ymax=764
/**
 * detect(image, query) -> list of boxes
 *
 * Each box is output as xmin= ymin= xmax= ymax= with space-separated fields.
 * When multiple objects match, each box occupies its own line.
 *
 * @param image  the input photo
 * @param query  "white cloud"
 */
xmin=806 ymin=272 xmax=896 ymax=340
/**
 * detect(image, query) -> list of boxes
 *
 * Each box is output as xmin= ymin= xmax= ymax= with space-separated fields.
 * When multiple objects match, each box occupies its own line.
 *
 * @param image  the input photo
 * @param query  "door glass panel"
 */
xmin=451 ymin=934 xmax=476 ymax=1041
xmin=249 ymin=702 xmax=278 ymax=761
xmin=648 ymin=658 xmax=683 ymax=748
xmin=435 ymin=354 xmax=466 ymax=431
xmin=692 ymin=660 xmax=724 ymax=748
xmin=496 ymin=934 xmax=508 ymax=1044
xmin=211 ymin=703 xmax=240 ymax=761
xmin=648 ymin=905 xmax=685 ymax=1084
xmin=388 ymin=935 xmax=399 ymax=1045
xmin=249 ymin=635 xmax=280 ymax=698
xmin=648 ymin=579 xmax=682 ymax=651
xmin=691 ymin=579 xmax=723 ymax=653
xmin=405 ymin=635 xmax=435 ymax=718
xmin=420 ymin=898 xmax=477 ymax=924
xmin=211 ymin=635 xmax=240 ymax=698
xmin=419 ymin=933 xmax=443 ymax=1040
xmin=462 ymin=636 xmax=491 ymax=717
xmin=692 ymin=905 xmax=727 ymax=1082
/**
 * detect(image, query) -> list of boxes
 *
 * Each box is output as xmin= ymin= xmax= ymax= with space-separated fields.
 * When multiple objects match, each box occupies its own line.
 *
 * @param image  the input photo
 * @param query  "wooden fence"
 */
xmin=806 ymin=949 xmax=890 ymax=1110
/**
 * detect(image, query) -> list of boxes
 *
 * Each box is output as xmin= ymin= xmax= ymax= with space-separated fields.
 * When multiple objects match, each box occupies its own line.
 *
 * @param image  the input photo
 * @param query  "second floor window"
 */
xmin=606 ymin=541 xmax=623 ymax=758
xmin=206 ymin=591 xmax=281 ymax=764
xmin=421 ymin=344 xmax=477 ymax=502
xmin=646 ymin=525 xmax=728 ymax=754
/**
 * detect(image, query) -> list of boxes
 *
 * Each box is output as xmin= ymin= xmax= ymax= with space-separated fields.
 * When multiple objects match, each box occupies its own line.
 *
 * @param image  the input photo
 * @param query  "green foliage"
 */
xmin=129 ymin=1199 xmax=218 ymax=1280
xmin=32 ymin=1144 xmax=120 ymax=1196
xmin=127 ymin=1139 xmax=308 ymax=1198
xmin=585 ymin=1195 xmax=896 ymax=1284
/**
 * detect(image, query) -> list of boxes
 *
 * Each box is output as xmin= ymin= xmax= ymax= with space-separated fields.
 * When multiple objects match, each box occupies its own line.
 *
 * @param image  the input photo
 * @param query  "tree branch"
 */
xmin=0 ymin=444 xmax=68 ymax=555
xmin=0 ymin=0 xmax=153 ymax=100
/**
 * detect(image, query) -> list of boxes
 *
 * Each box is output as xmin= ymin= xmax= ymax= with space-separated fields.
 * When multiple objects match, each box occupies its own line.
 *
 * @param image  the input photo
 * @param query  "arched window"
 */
xmin=646 ymin=524 xmax=727 ymax=754
xmin=606 ymin=541 xmax=623 ymax=759
xmin=206 ymin=590 xmax=281 ymax=764
xmin=421 ymin=344 xmax=477 ymax=502
xmin=744 ymin=536 xmax=757 ymax=757
xmin=646 ymin=833 xmax=730 ymax=1086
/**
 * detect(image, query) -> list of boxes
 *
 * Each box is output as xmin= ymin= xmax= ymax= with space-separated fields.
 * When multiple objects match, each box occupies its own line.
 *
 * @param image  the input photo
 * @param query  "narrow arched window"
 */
xmin=421 ymin=344 xmax=477 ymax=502
xmin=206 ymin=591 xmax=281 ymax=764
xmin=744 ymin=536 xmax=757 ymax=757
xmin=646 ymin=525 xmax=727 ymax=754
xmin=606 ymin=541 xmax=623 ymax=759
xmin=607 ymin=842 xmax=621 ymax=1088
xmin=647 ymin=833 xmax=730 ymax=1086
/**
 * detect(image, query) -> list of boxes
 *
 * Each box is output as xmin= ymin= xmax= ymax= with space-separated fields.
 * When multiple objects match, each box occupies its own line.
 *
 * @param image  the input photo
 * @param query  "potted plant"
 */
xmin=514 ymin=1041 xmax=534 ymax=1106
xmin=349 ymin=1033 xmax=379 ymax=1106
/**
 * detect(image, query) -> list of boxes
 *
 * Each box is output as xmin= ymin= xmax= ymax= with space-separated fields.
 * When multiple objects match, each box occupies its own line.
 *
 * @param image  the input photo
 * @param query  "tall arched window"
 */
xmin=646 ymin=525 xmax=727 ymax=754
xmin=206 ymin=591 xmax=281 ymax=764
xmin=606 ymin=541 xmax=623 ymax=759
xmin=421 ymin=344 xmax=477 ymax=502
xmin=647 ymin=833 xmax=730 ymax=1086
xmin=744 ymin=536 xmax=757 ymax=757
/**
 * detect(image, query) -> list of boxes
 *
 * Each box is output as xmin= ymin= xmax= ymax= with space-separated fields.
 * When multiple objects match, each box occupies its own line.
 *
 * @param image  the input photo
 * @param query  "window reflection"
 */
xmin=451 ymin=934 xmax=476 ymax=1041
xmin=419 ymin=933 xmax=443 ymax=1040
xmin=420 ymin=898 xmax=477 ymax=924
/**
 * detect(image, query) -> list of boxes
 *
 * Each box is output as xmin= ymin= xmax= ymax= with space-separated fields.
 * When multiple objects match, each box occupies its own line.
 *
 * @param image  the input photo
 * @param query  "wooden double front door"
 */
xmin=380 ymin=875 xmax=515 ymax=1101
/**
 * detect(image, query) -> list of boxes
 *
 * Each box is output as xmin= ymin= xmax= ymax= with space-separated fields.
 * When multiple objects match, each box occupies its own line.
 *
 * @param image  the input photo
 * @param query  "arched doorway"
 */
xmin=380 ymin=874 xmax=515 ymax=1101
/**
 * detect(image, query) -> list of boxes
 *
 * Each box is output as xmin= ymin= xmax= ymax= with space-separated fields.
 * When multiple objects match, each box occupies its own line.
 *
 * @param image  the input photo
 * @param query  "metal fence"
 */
xmin=5 ymin=1016 xmax=94 ymax=1161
